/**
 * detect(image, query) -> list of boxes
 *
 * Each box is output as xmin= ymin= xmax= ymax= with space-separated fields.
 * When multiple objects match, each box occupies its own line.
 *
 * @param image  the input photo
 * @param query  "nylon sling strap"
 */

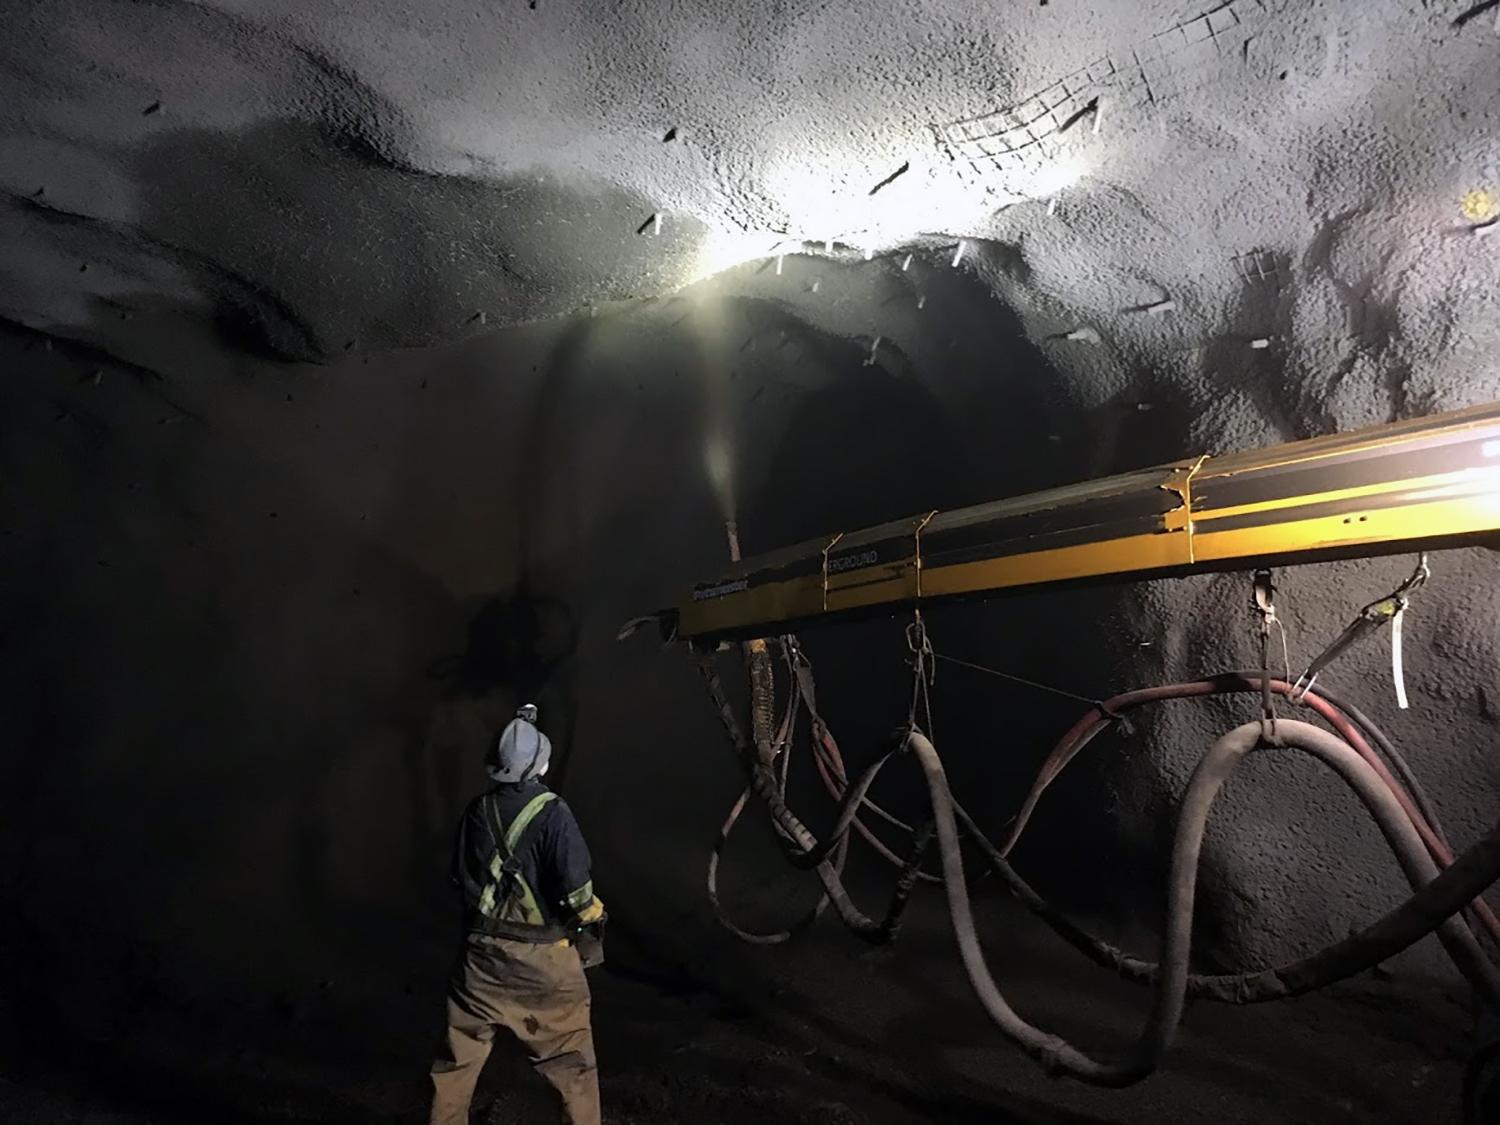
xmin=476 ymin=791 xmax=557 ymax=923
xmin=1291 ymin=553 xmax=1431 ymax=702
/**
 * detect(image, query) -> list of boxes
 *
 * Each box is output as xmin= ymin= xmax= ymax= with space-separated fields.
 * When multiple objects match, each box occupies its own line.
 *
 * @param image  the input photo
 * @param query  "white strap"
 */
xmin=1391 ymin=605 xmax=1409 ymax=710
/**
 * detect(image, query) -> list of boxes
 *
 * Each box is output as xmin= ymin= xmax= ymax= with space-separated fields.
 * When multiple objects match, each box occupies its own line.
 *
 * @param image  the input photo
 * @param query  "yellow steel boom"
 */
xmin=671 ymin=401 xmax=1500 ymax=641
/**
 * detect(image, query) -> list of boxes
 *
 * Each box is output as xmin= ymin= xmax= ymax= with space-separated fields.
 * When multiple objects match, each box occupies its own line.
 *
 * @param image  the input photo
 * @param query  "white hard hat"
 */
xmin=487 ymin=704 xmax=551 ymax=783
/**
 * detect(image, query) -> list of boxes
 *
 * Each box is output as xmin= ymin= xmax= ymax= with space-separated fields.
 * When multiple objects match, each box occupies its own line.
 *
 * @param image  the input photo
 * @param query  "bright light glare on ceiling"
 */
xmin=764 ymin=157 xmax=999 ymax=251
xmin=690 ymin=227 xmax=787 ymax=279
xmin=686 ymin=150 xmax=1088 ymax=280
xmin=1028 ymin=156 xmax=1087 ymax=197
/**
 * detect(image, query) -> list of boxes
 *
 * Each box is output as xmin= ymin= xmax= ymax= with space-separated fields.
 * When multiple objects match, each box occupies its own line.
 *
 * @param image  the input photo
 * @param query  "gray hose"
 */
xmin=1230 ymin=671 xmax=1451 ymax=848
xmin=697 ymin=654 xmax=921 ymax=943
xmin=741 ymin=749 xmax=925 ymax=942
xmin=780 ymin=743 xmax=905 ymax=869
xmin=707 ymin=785 xmax=846 ymax=944
xmin=748 ymin=642 xmax=778 ymax=764
xmin=909 ymin=721 xmax=1500 ymax=1086
xmin=703 ymin=645 xmax=1500 ymax=1072
xmin=1158 ymin=722 xmax=1500 ymax=1012
xmin=956 ymin=792 xmax=1500 ymax=1006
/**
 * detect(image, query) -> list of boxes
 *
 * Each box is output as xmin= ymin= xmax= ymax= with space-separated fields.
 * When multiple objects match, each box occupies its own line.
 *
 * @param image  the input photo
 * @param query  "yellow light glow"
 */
xmin=689 ymin=227 xmax=787 ymax=279
xmin=1462 ymin=189 xmax=1495 ymax=221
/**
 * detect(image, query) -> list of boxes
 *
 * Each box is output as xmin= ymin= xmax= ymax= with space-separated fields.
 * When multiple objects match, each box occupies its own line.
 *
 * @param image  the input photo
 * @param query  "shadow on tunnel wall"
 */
xmin=735 ymin=284 xmax=1198 ymax=919
xmin=0 ymin=335 xmax=481 ymax=1120
xmin=3 ymin=136 xmax=1214 ymax=1112
xmin=417 ymin=577 xmax=582 ymax=875
xmin=0 ymin=293 xmax=632 ymax=1119
xmin=129 ymin=118 xmax=696 ymax=360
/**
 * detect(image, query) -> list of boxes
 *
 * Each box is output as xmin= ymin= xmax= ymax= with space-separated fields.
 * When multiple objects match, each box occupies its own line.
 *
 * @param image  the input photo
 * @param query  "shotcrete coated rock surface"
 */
xmin=2 ymin=0 xmax=1498 ymax=1120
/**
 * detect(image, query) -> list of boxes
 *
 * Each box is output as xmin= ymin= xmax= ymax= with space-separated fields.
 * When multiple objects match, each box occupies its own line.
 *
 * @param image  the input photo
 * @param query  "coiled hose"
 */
xmin=699 ymin=648 xmax=1500 ymax=1085
xmin=957 ymin=784 xmax=1500 ymax=1005
xmin=801 ymin=668 xmax=1479 ymax=907
xmin=1276 ymin=676 xmax=1451 ymax=848
xmin=704 ymin=650 xmax=1493 ymax=960
xmin=911 ymin=721 xmax=1500 ymax=1084
xmin=1002 ymin=674 xmax=1500 ymax=950
xmin=793 ymin=653 xmax=943 ymax=883
xmin=746 ymin=640 xmax=778 ymax=765
xmin=705 ymin=648 xmax=846 ymax=944
xmin=698 ymin=655 xmax=930 ymax=944
xmin=833 ymin=667 xmax=1500 ymax=1003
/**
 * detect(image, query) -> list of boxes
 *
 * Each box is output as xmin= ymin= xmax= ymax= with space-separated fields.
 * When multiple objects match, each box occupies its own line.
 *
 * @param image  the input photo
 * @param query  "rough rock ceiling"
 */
xmin=3 ymin=0 xmax=1498 ymax=423
xmin=4 ymin=10 xmax=1500 ymax=1113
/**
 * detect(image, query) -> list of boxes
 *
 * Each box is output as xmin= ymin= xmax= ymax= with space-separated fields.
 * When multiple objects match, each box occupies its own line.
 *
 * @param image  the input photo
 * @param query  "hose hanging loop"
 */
xmin=906 ymin=609 xmax=937 ymax=737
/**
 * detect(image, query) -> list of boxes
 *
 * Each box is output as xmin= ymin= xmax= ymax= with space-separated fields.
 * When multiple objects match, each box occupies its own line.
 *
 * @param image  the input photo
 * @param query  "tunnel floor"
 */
xmin=0 ymin=895 xmax=1480 ymax=1124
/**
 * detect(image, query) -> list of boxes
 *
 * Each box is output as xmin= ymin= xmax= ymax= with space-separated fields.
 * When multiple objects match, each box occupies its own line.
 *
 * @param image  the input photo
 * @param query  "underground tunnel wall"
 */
xmin=2 ymin=262 xmax=1498 ymax=1097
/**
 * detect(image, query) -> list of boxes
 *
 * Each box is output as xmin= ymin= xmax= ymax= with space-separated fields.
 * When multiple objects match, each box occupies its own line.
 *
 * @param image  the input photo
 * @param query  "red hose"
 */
xmin=911 ymin=721 xmax=1500 ymax=1085
xmin=809 ymin=725 xmax=932 ymax=872
xmin=1002 ymin=675 xmax=1500 ymax=949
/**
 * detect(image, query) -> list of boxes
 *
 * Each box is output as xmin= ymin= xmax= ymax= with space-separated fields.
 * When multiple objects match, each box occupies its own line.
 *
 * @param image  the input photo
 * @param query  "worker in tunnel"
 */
xmin=428 ymin=704 xmax=607 ymax=1125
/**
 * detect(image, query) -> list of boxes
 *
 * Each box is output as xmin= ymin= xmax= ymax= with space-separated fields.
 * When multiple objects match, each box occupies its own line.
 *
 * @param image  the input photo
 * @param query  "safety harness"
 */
xmin=477 ymin=790 xmax=557 ymax=931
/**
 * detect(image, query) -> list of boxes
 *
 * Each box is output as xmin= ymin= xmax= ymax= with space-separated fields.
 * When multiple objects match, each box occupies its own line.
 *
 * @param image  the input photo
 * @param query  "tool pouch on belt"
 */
xmin=573 ymin=919 xmax=606 ymax=970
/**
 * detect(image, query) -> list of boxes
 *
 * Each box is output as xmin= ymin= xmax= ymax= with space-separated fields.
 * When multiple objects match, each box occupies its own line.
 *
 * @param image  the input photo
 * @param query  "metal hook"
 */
xmin=1290 ymin=552 xmax=1432 ymax=705
xmin=1396 ymin=552 xmax=1430 ymax=599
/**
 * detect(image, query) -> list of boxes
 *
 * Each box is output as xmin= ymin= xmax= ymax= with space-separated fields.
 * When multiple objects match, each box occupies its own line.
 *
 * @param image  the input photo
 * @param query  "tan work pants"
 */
xmin=428 ymin=933 xmax=600 ymax=1125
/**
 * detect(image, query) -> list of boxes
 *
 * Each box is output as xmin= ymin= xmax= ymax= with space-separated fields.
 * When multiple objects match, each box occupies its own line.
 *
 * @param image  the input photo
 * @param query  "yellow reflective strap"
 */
xmin=512 ymin=874 xmax=545 ymax=925
xmin=564 ymin=880 xmax=594 ymax=911
xmin=474 ymin=791 xmax=557 ymax=925
xmin=504 ymin=792 xmax=557 ymax=855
